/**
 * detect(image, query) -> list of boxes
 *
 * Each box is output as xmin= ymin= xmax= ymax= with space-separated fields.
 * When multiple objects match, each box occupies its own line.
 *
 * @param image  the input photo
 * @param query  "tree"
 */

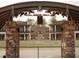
xmin=49 ymin=15 xmax=57 ymax=32
xmin=27 ymin=18 xmax=34 ymax=26
xmin=26 ymin=18 xmax=34 ymax=32
xmin=50 ymin=15 xmax=57 ymax=25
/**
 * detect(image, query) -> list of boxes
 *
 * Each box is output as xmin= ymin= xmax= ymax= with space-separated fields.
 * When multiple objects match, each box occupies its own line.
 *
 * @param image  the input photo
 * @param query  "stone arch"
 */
xmin=0 ymin=1 xmax=79 ymax=58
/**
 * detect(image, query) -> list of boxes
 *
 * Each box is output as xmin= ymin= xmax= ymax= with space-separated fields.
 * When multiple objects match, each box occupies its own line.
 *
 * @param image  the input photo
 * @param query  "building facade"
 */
xmin=0 ymin=21 xmax=79 ymax=40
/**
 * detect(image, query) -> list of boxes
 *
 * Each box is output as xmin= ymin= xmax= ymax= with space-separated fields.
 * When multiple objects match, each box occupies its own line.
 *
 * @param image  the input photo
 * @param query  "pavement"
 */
xmin=0 ymin=48 xmax=79 ymax=58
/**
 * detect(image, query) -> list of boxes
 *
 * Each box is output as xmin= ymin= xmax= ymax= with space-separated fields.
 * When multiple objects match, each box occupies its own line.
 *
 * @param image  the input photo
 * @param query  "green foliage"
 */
xmin=50 ymin=16 xmax=57 ymax=25
xmin=27 ymin=18 xmax=34 ymax=26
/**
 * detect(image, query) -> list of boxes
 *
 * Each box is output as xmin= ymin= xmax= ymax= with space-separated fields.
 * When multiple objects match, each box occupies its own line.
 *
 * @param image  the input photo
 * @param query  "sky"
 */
xmin=0 ymin=0 xmax=79 ymax=24
xmin=0 ymin=0 xmax=79 ymax=7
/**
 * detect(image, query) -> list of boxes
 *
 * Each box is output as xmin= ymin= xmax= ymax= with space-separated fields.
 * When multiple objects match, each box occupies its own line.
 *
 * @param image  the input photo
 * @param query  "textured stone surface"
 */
xmin=61 ymin=20 xmax=76 ymax=58
xmin=6 ymin=21 xmax=19 ymax=58
xmin=31 ymin=25 xmax=49 ymax=40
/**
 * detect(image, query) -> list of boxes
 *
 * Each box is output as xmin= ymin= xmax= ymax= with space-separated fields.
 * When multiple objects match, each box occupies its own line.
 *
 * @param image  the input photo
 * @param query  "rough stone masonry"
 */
xmin=61 ymin=20 xmax=76 ymax=58
xmin=6 ymin=21 xmax=19 ymax=58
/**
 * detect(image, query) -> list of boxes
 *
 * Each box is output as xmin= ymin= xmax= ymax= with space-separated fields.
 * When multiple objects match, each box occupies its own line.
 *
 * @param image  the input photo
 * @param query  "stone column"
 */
xmin=6 ymin=21 xmax=19 ymax=58
xmin=61 ymin=20 xmax=75 ymax=58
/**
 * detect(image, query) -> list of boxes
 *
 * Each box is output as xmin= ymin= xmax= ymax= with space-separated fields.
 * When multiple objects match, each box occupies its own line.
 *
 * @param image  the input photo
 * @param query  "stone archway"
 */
xmin=5 ymin=20 xmax=76 ymax=58
xmin=0 ymin=1 xmax=79 ymax=58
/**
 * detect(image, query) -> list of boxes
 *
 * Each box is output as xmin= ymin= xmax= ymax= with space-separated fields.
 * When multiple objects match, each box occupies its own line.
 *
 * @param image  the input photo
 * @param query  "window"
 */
xmin=56 ymin=25 xmax=61 ymax=32
xmin=0 ymin=34 xmax=5 ymax=40
xmin=19 ymin=26 xmax=24 ymax=32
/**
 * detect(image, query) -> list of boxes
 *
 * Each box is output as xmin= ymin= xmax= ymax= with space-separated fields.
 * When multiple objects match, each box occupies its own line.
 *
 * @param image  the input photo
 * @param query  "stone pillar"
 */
xmin=61 ymin=20 xmax=76 ymax=58
xmin=6 ymin=21 xmax=19 ymax=58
